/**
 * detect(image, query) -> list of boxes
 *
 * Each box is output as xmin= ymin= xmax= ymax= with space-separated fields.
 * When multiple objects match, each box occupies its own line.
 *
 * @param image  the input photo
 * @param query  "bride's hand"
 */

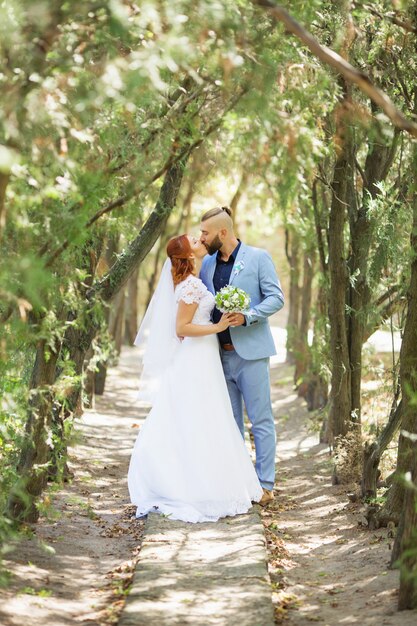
xmin=216 ymin=313 xmax=234 ymax=332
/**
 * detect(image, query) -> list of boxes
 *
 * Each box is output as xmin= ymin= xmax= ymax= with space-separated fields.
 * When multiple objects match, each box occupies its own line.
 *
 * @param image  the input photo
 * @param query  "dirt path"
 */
xmin=119 ymin=509 xmax=273 ymax=626
xmin=2 ymin=348 xmax=416 ymax=625
xmin=266 ymin=362 xmax=416 ymax=625
xmin=0 ymin=349 xmax=145 ymax=626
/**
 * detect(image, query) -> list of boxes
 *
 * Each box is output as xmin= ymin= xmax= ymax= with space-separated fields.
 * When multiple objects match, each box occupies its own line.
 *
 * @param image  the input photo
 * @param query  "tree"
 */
xmin=395 ymin=149 xmax=417 ymax=609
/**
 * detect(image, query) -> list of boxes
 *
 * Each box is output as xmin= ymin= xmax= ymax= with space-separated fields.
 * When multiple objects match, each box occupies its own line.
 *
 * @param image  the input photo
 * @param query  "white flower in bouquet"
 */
xmin=215 ymin=285 xmax=251 ymax=313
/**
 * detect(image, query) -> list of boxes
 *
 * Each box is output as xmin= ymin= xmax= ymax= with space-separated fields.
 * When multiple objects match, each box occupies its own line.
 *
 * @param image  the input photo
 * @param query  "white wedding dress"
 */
xmin=128 ymin=274 xmax=263 ymax=523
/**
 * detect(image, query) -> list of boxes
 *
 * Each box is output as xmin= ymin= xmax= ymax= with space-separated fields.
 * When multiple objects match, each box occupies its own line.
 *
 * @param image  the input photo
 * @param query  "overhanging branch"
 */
xmin=44 ymin=87 xmax=248 ymax=269
xmin=251 ymin=0 xmax=417 ymax=138
xmin=352 ymin=2 xmax=417 ymax=36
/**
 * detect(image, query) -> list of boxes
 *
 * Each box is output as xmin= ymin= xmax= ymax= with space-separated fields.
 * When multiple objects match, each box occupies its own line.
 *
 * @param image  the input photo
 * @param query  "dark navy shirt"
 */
xmin=213 ymin=241 xmax=241 ymax=345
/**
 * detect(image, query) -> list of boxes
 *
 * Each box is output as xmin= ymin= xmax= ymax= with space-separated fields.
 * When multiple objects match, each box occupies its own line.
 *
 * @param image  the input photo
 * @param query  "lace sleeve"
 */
xmin=175 ymin=276 xmax=206 ymax=305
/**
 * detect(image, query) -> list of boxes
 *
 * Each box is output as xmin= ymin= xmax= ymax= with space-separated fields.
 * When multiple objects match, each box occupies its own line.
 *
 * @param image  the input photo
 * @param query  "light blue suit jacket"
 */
xmin=200 ymin=243 xmax=284 ymax=360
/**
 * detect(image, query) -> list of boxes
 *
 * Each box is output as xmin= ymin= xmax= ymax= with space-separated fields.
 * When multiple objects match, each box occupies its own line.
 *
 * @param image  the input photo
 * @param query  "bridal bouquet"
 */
xmin=215 ymin=285 xmax=251 ymax=313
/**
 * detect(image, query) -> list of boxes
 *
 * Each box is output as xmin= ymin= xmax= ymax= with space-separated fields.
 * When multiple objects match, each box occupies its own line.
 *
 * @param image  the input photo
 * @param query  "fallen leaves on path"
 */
xmin=260 ymin=361 xmax=414 ymax=626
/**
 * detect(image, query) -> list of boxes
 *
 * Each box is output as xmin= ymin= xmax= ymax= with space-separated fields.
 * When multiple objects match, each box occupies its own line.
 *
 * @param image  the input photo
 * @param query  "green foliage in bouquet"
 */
xmin=215 ymin=285 xmax=250 ymax=313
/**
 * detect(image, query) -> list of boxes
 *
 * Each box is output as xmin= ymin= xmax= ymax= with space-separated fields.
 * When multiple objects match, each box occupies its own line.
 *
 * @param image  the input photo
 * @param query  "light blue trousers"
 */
xmin=220 ymin=350 xmax=276 ymax=491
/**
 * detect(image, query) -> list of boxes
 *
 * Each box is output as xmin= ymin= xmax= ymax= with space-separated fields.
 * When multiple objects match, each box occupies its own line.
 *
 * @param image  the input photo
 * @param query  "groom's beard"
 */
xmin=205 ymin=235 xmax=222 ymax=256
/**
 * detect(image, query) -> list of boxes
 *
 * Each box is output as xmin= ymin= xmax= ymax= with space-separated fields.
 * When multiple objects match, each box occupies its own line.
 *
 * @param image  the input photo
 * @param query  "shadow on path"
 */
xmin=267 ymin=361 xmax=416 ymax=625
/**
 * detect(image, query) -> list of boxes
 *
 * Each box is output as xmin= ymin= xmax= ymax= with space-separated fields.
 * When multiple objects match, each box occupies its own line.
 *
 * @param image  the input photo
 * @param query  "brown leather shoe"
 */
xmin=258 ymin=488 xmax=274 ymax=506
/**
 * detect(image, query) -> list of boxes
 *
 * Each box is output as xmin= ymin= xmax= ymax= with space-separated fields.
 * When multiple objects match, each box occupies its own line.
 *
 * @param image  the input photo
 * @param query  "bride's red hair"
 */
xmin=166 ymin=235 xmax=195 ymax=286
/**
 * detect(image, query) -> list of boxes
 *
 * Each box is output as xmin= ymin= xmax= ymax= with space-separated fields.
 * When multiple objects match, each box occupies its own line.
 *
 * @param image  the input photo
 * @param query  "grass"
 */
xmin=66 ymin=495 xmax=98 ymax=520
xmin=275 ymin=376 xmax=294 ymax=386
xmin=18 ymin=586 xmax=53 ymax=597
xmin=0 ymin=568 xmax=13 ymax=587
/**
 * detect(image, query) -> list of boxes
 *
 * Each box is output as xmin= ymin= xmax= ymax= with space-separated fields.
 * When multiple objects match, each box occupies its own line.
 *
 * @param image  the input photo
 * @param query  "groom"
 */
xmin=199 ymin=206 xmax=284 ymax=506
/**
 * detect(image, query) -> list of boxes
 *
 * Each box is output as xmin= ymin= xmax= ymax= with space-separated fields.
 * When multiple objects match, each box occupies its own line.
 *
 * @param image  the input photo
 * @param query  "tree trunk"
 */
xmin=297 ymin=181 xmax=329 ymax=415
xmin=327 ymin=97 xmax=352 ymax=443
xmin=311 ymin=284 xmax=329 ymax=410
xmin=398 ymin=449 xmax=417 ymax=609
xmin=294 ymin=248 xmax=315 ymax=385
xmin=83 ymin=345 xmax=96 ymax=410
xmin=91 ymin=235 xmax=120 ymax=395
xmin=285 ymin=228 xmax=301 ymax=364
xmin=347 ymin=125 xmax=399 ymax=426
xmin=7 ymin=337 xmax=61 ymax=522
xmin=125 ymin=269 xmax=139 ymax=346
xmin=375 ymin=430 xmax=408 ymax=527
xmin=361 ymin=400 xmax=402 ymax=500
xmin=144 ymin=222 xmax=171 ymax=310
xmin=109 ymin=286 xmax=126 ymax=355
xmin=393 ymin=174 xmax=417 ymax=607
xmin=95 ymin=161 xmax=188 ymax=304
xmin=94 ymin=362 xmax=107 ymax=396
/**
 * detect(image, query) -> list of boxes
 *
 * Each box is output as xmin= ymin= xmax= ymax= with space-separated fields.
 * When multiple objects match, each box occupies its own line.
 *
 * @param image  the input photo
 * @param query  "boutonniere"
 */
xmin=233 ymin=260 xmax=245 ymax=276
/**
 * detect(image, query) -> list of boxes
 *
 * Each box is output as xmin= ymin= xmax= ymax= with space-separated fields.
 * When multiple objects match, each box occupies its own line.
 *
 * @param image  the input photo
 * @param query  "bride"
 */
xmin=127 ymin=234 xmax=263 ymax=523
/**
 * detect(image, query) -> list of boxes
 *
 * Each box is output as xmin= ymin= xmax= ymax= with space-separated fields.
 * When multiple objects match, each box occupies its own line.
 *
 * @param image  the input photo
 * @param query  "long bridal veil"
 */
xmin=134 ymin=258 xmax=180 ymax=404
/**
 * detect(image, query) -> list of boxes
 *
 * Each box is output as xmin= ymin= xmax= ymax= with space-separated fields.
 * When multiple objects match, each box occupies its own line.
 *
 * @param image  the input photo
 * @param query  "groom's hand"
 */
xmin=228 ymin=313 xmax=246 ymax=327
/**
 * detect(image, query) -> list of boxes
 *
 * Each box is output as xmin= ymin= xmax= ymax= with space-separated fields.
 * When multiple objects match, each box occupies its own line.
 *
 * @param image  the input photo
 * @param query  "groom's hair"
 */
xmin=201 ymin=206 xmax=233 ymax=222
